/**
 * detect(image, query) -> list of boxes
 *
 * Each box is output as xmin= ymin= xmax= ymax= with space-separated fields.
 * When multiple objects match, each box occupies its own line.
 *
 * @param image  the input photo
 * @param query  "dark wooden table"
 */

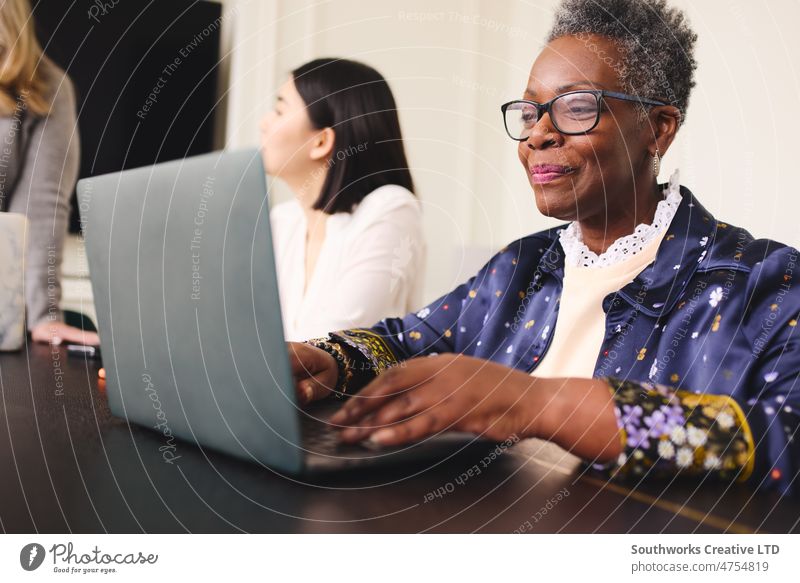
xmin=1 ymin=342 xmax=797 ymax=533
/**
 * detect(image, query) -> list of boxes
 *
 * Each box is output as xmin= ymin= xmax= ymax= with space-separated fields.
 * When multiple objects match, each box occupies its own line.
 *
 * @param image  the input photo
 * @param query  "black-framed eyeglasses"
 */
xmin=500 ymin=90 xmax=667 ymax=140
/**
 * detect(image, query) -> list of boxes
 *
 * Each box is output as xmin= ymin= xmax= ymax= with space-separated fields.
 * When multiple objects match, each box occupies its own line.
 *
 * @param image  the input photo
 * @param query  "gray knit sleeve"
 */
xmin=8 ymin=67 xmax=80 ymax=329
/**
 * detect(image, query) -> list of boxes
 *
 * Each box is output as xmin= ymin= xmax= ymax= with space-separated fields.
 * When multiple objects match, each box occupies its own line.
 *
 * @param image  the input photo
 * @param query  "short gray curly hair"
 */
xmin=546 ymin=0 xmax=698 ymax=124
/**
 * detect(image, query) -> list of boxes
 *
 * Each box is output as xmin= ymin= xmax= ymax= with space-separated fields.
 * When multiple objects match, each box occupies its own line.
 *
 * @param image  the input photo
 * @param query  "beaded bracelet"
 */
xmin=303 ymin=338 xmax=353 ymax=399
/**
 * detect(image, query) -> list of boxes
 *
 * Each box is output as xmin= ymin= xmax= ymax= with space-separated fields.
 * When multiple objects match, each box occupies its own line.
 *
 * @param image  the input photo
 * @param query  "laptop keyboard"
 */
xmin=300 ymin=413 xmax=386 ymax=456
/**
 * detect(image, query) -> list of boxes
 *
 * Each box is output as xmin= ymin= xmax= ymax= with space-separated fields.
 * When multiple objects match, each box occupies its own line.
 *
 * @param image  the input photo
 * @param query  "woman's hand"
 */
xmin=287 ymin=341 xmax=338 ymax=405
xmin=328 ymin=353 xmax=623 ymax=462
xmin=329 ymin=353 xmax=550 ymax=446
xmin=30 ymin=321 xmax=100 ymax=346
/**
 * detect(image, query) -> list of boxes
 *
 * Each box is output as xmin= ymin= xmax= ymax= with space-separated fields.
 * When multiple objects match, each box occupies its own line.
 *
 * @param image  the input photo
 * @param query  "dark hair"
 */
xmin=547 ymin=0 xmax=698 ymax=124
xmin=291 ymin=58 xmax=415 ymax=214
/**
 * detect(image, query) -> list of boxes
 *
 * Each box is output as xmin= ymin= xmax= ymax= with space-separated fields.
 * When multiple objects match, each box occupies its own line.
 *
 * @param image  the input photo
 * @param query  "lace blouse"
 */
xmin=559 ymin=169 xmax=683 ymax=268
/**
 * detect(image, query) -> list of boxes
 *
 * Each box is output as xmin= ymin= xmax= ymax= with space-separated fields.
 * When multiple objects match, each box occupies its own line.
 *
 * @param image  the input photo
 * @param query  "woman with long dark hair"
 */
xmin=261 ymin=58 xmax=424 ymax=341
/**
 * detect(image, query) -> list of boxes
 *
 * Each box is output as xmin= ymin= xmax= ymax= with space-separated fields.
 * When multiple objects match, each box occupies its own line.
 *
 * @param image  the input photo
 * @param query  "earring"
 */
xmin=652 ymin=150 xmax=661 ymax=177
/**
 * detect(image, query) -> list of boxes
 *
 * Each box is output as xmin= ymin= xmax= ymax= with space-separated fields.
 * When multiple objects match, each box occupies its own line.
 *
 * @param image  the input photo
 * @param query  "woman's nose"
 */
xmin=525 ymin=116 xmax=561 ymax=150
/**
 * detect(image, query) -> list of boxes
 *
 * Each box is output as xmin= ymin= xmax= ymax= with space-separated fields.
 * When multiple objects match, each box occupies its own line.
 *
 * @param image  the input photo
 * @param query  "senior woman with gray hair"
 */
xmin=288 ymin=0 xmax=800 ymax=495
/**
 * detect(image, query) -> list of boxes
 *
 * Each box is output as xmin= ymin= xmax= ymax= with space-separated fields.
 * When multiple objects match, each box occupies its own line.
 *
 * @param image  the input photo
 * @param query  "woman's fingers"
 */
xmin=30 ymin=322 xmax=100 ymax=346
xmin=59 ymin=326 xmax=100 ymax=346
xmin=286 ymin=342 xmax=338 ymax=405
xmin=30 ymin=325 xmax=56 ymax=344
xmin=337 ymin=412 xmax=379 ymax=442
xmin=296 ymin=375 xmax=334 ymax=405
xmin=287 ymin=342 xmax=320 ymax=378
xmin=330 ymin=357 xmax=440 ymax=424
xmin=368 ymin=389 xmax=426 ymax=427
xmin=364 ymin=410 xmax=450 ymax=446
xmin=337 ymin=388 xmax=432 ymax=441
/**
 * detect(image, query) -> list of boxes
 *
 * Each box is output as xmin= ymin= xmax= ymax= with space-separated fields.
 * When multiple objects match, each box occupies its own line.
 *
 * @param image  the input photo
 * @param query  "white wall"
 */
xmin=219 ymin=0 xmax=800 ymax=304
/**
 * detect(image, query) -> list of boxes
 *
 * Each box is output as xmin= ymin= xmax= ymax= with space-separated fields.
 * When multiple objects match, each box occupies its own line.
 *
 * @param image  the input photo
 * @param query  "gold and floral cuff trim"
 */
xmin=600 ymin=376 xmax=755 ymax=483
xmin=329 ymin=328 xmax=400 ymax=376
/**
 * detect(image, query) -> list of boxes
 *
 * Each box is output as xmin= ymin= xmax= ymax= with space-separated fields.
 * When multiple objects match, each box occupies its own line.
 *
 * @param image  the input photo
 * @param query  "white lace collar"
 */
xmin=558 ymin=169 xmax=682 ymax=268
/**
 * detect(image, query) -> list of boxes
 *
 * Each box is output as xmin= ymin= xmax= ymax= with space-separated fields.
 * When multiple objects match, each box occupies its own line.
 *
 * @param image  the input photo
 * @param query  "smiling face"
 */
xmin=518 ymin=34 xmax=653 ymax=223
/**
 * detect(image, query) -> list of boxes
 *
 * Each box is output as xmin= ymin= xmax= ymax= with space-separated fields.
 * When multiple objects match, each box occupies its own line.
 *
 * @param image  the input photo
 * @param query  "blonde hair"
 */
xmin=0 ymin=0 xmax=51 ymax=116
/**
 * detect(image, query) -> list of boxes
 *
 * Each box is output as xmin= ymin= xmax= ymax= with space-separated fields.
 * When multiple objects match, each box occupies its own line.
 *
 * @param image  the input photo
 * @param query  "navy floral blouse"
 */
xmin=318 ymin=183 xmax=799 ymax=495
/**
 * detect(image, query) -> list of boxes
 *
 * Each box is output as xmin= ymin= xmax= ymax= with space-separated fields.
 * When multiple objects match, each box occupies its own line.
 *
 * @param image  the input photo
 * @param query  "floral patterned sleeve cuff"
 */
xmin=594 ymin=376 xmax=755 ymax=483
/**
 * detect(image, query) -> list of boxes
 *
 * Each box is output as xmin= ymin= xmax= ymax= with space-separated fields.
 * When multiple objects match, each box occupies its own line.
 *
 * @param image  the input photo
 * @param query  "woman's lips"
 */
xmin=529 ymin=164 xmax=574 ymax=184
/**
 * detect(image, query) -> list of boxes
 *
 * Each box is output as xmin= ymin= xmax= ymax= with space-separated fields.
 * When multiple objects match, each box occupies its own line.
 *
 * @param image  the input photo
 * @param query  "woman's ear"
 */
xmin=309 ymin=127 xmax=335 ymax=162
xmin=648 ymin=105 xmax=681 ymax=157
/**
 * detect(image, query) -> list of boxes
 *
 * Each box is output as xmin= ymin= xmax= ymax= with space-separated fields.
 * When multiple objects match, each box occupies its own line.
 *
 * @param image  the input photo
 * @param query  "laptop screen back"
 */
xmin=78 ymin=149 xmax=303 ymax=473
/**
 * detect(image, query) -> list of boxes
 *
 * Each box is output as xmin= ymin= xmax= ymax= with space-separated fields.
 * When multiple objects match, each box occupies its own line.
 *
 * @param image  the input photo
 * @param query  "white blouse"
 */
xmin=270 ymin=184 xmax=426 ymax=341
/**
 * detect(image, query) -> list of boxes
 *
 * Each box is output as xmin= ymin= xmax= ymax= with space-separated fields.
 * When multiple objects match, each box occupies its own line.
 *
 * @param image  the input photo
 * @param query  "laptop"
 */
xmin=78 ymin=149 xmax=485 ymax=474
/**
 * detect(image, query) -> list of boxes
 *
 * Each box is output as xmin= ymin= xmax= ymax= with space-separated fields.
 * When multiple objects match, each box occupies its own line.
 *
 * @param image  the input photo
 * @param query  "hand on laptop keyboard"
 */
xmin=287 ymin=341 xmax=338 ymax=405
xmin=329 ymin=353 xmax=545 ymax=447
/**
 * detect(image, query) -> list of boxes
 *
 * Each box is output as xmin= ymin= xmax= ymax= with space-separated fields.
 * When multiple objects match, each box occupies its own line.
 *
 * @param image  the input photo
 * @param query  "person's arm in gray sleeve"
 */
xmin=8 ymin=71 xmax=80 ymax=331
